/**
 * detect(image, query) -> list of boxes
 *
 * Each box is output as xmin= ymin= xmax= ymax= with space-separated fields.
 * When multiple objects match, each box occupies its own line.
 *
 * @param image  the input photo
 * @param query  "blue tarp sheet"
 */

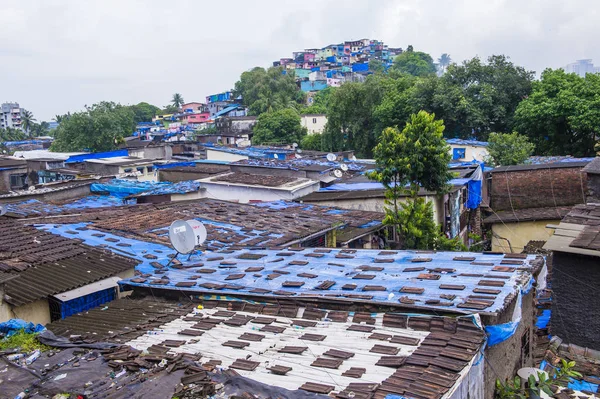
xmin=0 ymin=319 xmax=46 ymax=337
xmin=568 ymin=379 xmax=599 ymax=392
xmin=65 ymin=149 xmax=127 ymax=163
xmin=90 ymin=179 xmax=199 ymax=198
xmin=536 ymin=309 xmax=551 ymax=329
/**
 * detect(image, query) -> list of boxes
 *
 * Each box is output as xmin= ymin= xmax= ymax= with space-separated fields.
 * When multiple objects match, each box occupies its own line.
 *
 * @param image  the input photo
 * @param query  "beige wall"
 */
xmin=449 ymin=144 xmax=489 ymax=162
xmin=491 ymin=220 xmax=560 ymax=253
xmin=205 ymin=149 xmax=248 ymax=162
xmin=1 ymin=299 xmax=51 ymax=325
xmin=301 ymin=115 xmax=327 ymax=134
xmin=304 ymin=195 xmax=444 ymax=225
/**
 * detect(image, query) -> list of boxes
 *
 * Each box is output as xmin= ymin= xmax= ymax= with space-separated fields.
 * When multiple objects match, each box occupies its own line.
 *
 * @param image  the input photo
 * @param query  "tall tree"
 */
xmin=129 ymin=102 xmax=161 ymax=123
xmin=0 ymin=127 xmax=27 ymax=142
xmin=392 ymin=46 xmax=436 ymax=76
xmin=323 ymin=75 xmax=386 ymax=157
xmin=369 ymin=111 xmax=452 ymax=249
xmin=301 ymin=87 xmax=335 ymax=115
xmin=428 ymin=55 xmax=534 ymax=139
xmin=252 ymin=108 xmax=307 ymax=145
xmin=21 ymin=110 xmax=36 ymax=137
xmin=171 ymin=93 xmax=184 ymax=109
xmin=54 ymin=113 xmax=71 ymax=123
xmin=437 ymin=53 xmax=452 ymax=74
xmin=51 ymin=102 xmax=135 ymax=152
xmin=514 ymin=69 xmax=600 ymax=157
xmin=369 ymin=59 xmax=386 ymax=74
xmin=486 ymin=132 xmax=535 ymax=166
xmin=234 ymin=66 xmax=305 ymax=116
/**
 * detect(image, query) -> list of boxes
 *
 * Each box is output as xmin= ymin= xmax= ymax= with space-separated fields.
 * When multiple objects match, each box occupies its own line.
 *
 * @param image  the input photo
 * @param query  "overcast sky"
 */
xmin=1 ymin=0 xmax=598 ymax=121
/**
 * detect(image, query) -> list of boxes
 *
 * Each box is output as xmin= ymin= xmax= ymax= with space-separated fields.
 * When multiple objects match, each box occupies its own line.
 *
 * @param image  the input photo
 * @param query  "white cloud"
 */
xmin=0 ymin=0 xmax=598 ymax=120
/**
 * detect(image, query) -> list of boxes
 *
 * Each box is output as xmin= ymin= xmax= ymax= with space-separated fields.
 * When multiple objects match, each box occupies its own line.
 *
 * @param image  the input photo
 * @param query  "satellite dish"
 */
xmin=296 ymin=148 xmax=303 ymax=154
xmin=0 ymin=205 xmax=6 ymax=217
xmin=350 ymin=155 xmax=357 ymax=161
xmin=292 ymin=142 xmax=298 ymax=149
xmin=28 ymin=186 xmax=35 ymax=192
xmin=340 ymin=164 xmax=349 ymax=172
xmin=326 ymin=153 xmax=336 ymax=162
xmin=168 ymin=219 xmax=207 ymax=255
xmin=295 ymin=154 xmax=303 ymax=159
xmin=333 ymin=169 xmax=343 ymax=178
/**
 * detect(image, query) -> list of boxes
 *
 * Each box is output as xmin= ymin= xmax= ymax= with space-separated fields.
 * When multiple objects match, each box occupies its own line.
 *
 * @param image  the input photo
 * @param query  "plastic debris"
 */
xmin=6 ymin=353 xmax=25 ymax=361
xmin=53 ymin=373 xmax=67 ymax=381
xmin=25 ymin=350 xmax=41 ymax=365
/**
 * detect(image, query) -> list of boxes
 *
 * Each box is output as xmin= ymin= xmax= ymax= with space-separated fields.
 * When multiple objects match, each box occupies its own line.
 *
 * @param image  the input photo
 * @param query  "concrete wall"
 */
xmin=303 ymin=195 xmax=444 ymax=225
xmin=449 ymin=144 xmax=489 ymax=162
xmin=552 ymin=252 xmax=600 ymax=349
xmin=301 ymin=115 xmax=327 ymax=134
xmin=5 ymin=299 xmax=51 ymax=325
xmin=0 ymin=167 xmax=28 ymax=193
xmin=205 ymin=149 xmax=248 ymax=163
xmin=491 ymin=167 xmax=587 ymax=211
xmin=587 ymin=174 xmax=600 ymax=203
xmin=129 ymin=146 xmax=172 ymax=160
xmin=201 ymin=182 xmax=319 ymax=203
xmin=158 ymin=169 xmax=225 ymax=183
xmin=482 ymin=289 xmax=535 ymax=399
xmin=491 ymin=220 xmax=560 ymax=253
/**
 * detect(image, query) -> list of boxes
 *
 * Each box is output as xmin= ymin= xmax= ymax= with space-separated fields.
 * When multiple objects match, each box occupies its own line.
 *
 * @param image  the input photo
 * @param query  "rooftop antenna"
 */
xmin=333 ymin=169 xmax=343 ymax=178
xmin=167 ymin=219 xmax=207 ymax=266
xmin=340 ymin=164 xmax=349 ymax=172
xmin=326 ymin=153 xmax=336 ymax=162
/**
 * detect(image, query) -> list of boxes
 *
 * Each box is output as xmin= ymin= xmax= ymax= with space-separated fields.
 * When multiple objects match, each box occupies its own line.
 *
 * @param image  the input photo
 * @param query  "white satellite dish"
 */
xmin=333 ymin=169 xmax=343 ymax=178
xmin=295 ymin=154 xmax=303 ymax=159
xmin=326 ymin=153 xmax=336 ymax=162
xmin=292 ymin=142 xmax=298 ymax=149
xmin=296 ymin=148 xmax=303 ymax=154
xmin=28 ymin=186 xmax=35 ymax=192
xmin=0 ymin=205 xmax=6 ymax=217
xmin=350 ymin=155 xmax=357 ymax=161
xmin=168 ymin=219 xmax=207 ymax=256
xmin=340 ymin=164 xmax=349 ymax=172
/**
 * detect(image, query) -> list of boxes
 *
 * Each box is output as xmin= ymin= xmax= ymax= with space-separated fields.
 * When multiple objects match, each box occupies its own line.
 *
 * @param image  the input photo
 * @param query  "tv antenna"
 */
xmin=326 ymin=153 xmax=337 ymax=162
xmin=167 ymin=219 xmax=207 ymax=266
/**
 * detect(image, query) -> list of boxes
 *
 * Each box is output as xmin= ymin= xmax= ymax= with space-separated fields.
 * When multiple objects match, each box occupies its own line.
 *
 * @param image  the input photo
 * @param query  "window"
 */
xmin=147 ymin=166 xmax=154 ymax=173
xmin=313 ymin=118 xmax=317 ymax=124
xmin=10 ymin=174 xmax=26 ymax=189
xmin=136 ymin=167 xmax=145 ymax=174
xmin=453 ymin=148 xmax=466 ymax=160
xmin=123 ymin=168 xmax=132 ymax=173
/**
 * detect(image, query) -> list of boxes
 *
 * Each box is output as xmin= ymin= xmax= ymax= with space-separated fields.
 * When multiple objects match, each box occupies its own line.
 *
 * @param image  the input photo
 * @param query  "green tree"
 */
xmin=369 ymin=59 xmax=386 ymax=74
xmin=29 ymin=121 xmax=50 ymax=138
xmin=392 ymin=46 xmax=436 ymax=76
xmin=54 ymin=113 xmax=71 ymax=123
xmin=161 ymin=105 xmax=179 ymax=114
xmin=301 ymin=133 xmax=323 ymax=151
xmin=486 ymin=132 xmax=535 ymax=166
xmin=301 ymin=87 xmax=335 ymax=115
xmin=373 ymin=73 xmax=418 ymax=133
xmin=437 ymin=53 xmax=452 ymax=74
xmin=171 ymin=93 xmax=184 ymax=109
xmin=323 ymin=76 xmax=386 ymax=157
xmin=0 ymin=127 xmax=27 ymax=142
xmin=429 ymin=55 xmax=534 ymax=139
xmin=252 ymin=108 xmax=307 ymax=145
xmin=129 ymin=102 xmax=161 ymax=124
xmin=21 ymin=110 xmax=36 ymax=137
xmin=234 ymin=66 xmax=305 ymax=116
xmin=514 ymin=69 xmax=600 ymax=157
xmin=369 ymin=111 xmax=452 ymax=249
xmin=51 ymin=102 xmax=135 ymax=152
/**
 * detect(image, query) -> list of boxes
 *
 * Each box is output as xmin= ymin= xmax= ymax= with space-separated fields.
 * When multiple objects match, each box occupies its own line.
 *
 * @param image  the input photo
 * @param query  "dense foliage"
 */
xmin=486 ymin=132 xmax=535 ymax=166
xmin=129 ymin=102 xmax=160 ymax=124
xmin=234 ymin=66 xmax=305 ymax=115
xmin=514 ymin=69 xmax=600 ymax=157
xmin=51 ymin=102 xmax=135 ymax=152
xmin=369 ymin=111 xmax=452 ymax=249
xmin=252 ymin=108 xmax=307 ymax=145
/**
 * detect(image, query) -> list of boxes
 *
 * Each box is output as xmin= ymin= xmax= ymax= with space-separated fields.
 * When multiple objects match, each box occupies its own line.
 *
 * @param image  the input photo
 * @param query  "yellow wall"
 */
xmin=491 ymin=220 xmax=560 ymax=253
xmin=449 ymin=144 xmax=489 ymax=162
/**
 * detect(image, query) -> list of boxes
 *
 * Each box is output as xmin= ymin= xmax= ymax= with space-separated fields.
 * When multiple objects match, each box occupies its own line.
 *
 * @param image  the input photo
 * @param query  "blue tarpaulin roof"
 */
xmin=65 ymin=149 xmax=128 ymax=163
xmin=446 ymin=138 xmax=489 ymax=147
xmin=36 ymin=221 xmax=538 ymax=316
xmin=90 ymin=179 xmax=200 ymax=198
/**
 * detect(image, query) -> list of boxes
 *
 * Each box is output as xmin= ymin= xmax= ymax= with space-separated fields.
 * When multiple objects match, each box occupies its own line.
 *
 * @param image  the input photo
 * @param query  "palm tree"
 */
xmin=172 ymin=93 xmax=184 ymax=109
xmin=21 ymin=110 xmax=36 ymax=137
xmin=437 ymin=53 xmax=452 ymax=74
